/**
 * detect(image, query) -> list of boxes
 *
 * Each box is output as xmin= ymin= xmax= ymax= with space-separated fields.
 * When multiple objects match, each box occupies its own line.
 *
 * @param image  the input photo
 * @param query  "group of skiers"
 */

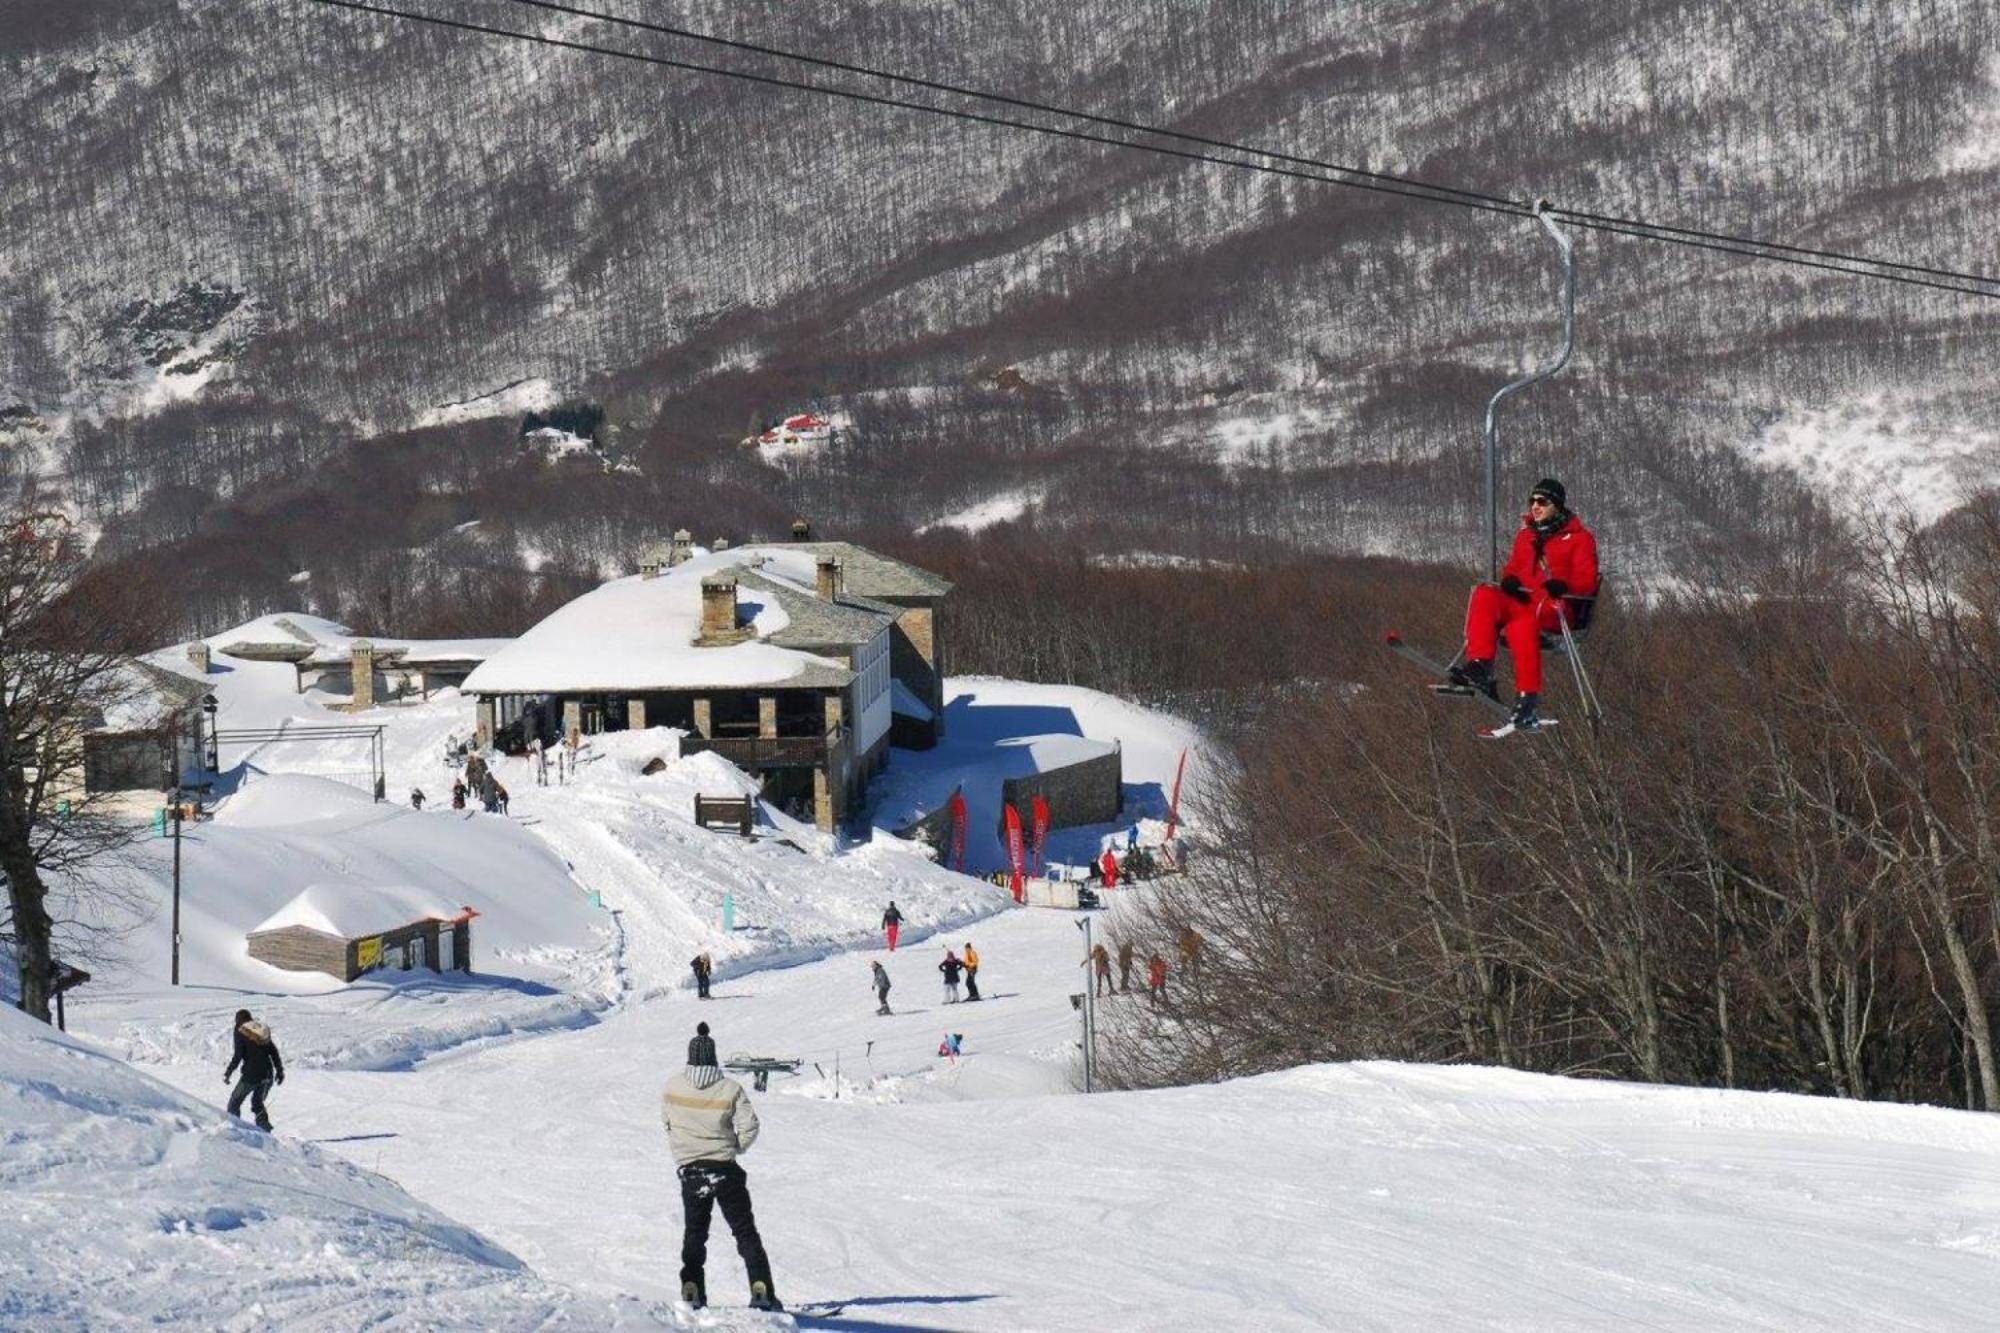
xmin=867 ymin=937 xmax=984 ymax=1014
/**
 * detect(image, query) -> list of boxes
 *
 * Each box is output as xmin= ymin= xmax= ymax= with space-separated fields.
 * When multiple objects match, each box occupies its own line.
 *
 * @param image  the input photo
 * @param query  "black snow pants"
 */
xmin=678 ymin=1160 xmax=773 ymax=1295
xmin=229 ymin=1075 xmax=274 ymax=1129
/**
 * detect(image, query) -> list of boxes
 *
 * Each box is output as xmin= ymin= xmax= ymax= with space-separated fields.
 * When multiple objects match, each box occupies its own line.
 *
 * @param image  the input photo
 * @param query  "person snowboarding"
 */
xmin=871 ymin=960 xmax=893 ymax=1015
xmin=1447 ymin=477 xmax=1600 ymax=736
xmin=690 ymin=953 xmax=712 ymax=1000
xmin=882 ymin=901 xmax=903 ymax=952
xmin=1086 ymin=942 xmax=1113 ymax=998
xmin=222 ymin=1008 xmax=284 ymax=1131
xmin=1117 ymin=939 xmax=1136 ymax=993
xmin=662 ymin=1022 xmax=780 ymax=1313
xmin=962 ymin=941 xmax=981 ymax=1001
xmin=939 ymin=950 xmax=964 ymax=1004
xmin=1147 ymin=953 xmax=1169 ymax=1007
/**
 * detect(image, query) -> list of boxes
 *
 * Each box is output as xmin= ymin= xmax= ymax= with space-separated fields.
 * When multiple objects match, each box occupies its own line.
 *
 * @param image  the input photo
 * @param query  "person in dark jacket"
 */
xmin=451 ymin=778 xmax=467 ymax=810
xmin=882 ymin=901 xmax=903 ymax=952
xmin=939 ymin=950 xmax=964 ymax=1003
xmin=871 ymin=960 xmax=892 ymax=1015
xmin=222 ymin=1008 xmax=285 ymax=1131
xmin=1117 ymin=939 xmax=1136 ymax=993
xmin=691 ymin=952 xmax=713 ymax=1000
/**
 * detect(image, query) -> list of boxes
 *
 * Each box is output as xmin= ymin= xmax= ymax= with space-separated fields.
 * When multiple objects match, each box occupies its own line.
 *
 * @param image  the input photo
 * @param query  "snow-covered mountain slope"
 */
xmin=22 ymin=620 xmax=2000 ymax=1327
xmin=128 ymin=902 xmax=2000 ymax=1331
xmin=11 ymin=2 xmax=2000 ymax=603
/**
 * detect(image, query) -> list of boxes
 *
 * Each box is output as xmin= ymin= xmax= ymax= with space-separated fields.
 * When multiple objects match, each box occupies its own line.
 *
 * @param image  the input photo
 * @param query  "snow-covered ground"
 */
xmin=14 ymin=617 xmax=2000 ymax=1329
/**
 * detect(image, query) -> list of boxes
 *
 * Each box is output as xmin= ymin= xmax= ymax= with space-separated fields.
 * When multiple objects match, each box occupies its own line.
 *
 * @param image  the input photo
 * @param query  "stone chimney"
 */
xmin=713 ymin=537 xmax=730 ymax=551
xmin=669 ymin=529 xmax=693 ymax=566
xmin=816 ymin=556 xmax=843 ymax=603
xmin=187 ymin=641 xmax=211 ymax=674
xmin=697 ymin=576 xmax=752 ymax=646
xmin=640 ymin=546 xmax=665 ymax=579
xmin=350 ymin=640 xmax=375 ymax=711
xmin=791 ymin=518 xmax=811 ymax=542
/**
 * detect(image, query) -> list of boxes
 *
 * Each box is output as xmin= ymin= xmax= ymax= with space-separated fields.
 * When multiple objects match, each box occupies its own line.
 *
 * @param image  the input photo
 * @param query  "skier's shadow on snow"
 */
xmin=798 ymin=1294 xmax=996 ymax=1331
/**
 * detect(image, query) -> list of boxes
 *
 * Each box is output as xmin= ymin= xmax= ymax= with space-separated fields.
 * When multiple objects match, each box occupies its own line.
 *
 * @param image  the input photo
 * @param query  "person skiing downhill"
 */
xmin=882 ymin=901 xmax=903 ymax=952
xmin=871 ymin=960 xmax=893 ymax=1015
xmin=662 ymin=1022 xmax=781 ymax=1313
xmin=222 ymin=1008 xmax=284 ymax=1131
xmin=1449 ymin=477 xmax=1600 ymax=734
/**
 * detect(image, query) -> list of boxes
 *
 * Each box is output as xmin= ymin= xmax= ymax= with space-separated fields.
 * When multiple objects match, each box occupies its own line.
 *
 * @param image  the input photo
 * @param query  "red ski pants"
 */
xmin=885 ymin=923 xmax=899 ymax=952
xmin=1464 ymin=584 xmax=1566 ymax=694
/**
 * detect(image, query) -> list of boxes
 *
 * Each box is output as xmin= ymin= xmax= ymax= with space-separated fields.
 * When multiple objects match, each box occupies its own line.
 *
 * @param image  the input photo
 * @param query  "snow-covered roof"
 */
xmin=462 ymin=548 xmax=898 ymax=696
xmin=301 ymin=638 xmax=511 ymax=669
xmin=249 ymin=884 xmax=464 ymax=940
xmin=90 ymin=659 xmax=209 ymax=735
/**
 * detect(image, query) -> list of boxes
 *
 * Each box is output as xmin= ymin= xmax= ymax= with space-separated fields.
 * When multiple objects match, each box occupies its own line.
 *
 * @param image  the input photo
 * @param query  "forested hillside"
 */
xmin=5 ymin=0 xmax=1999 ymax=632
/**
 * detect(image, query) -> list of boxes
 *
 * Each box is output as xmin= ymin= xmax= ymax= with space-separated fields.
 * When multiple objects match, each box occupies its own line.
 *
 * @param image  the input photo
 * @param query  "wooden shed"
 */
xmin=246 ymin=885 xmax=476 ymax=983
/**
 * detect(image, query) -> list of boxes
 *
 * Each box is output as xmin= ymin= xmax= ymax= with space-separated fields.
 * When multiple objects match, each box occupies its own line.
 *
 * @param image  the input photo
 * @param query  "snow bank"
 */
xmin=0 ymin=1006 xmax=673 ymax=1329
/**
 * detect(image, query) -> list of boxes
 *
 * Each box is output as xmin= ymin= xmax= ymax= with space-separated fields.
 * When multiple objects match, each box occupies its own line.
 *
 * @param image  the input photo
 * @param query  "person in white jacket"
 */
xmin=660 ymin=1022 xmax=779 ymax=1312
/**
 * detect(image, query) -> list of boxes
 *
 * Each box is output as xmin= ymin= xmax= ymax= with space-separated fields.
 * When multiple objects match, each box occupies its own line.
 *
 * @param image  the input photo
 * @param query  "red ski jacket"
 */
xmin=1502 ymin=511 xmax=1599 ymax=606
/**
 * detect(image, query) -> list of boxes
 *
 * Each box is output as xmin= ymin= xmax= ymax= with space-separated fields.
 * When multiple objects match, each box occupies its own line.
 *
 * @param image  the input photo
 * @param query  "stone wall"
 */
xmin=999 ymin=747 xmax=1122 ymax=837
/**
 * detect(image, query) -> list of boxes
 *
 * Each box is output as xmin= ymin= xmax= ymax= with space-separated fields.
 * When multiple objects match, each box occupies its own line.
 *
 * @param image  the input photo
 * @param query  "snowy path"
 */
xmin=147 ymin=900 xmax=2000 ymax=1331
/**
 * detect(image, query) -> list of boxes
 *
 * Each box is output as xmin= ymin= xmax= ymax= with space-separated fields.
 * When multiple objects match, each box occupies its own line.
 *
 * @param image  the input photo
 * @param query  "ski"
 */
xmin=1478 ymin=717 xmax=1559 ymax=740
xmin=1384 ymin=632 xmax=1511 ymax=719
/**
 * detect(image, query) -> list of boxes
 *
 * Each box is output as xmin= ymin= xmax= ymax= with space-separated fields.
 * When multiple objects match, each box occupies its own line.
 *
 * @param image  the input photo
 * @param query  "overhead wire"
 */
xmin=304 ymin=0 xmax=2000 ymax=301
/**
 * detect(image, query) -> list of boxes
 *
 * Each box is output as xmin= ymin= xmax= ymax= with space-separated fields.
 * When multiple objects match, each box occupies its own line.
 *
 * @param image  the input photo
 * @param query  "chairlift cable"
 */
xmin=484 ymin=0 xmax=2000 ymax=299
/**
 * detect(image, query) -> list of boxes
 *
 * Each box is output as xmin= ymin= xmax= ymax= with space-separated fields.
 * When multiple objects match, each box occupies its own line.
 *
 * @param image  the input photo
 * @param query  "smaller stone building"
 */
xmin=247 ymin=885 xmax=475 ymax=983
xmin=78 ymin=659 xmax=211 ymax=796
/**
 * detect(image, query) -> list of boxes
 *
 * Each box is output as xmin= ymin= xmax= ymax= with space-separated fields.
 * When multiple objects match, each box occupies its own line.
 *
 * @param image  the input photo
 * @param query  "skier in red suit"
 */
xmin=1451 ymin=478 xmax=1599 ymax=732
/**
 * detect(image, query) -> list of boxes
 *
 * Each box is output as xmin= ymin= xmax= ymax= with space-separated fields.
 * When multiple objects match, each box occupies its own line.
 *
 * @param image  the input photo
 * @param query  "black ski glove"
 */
xmin=1499 ymin=575 xmax=1529 ymax=603
xmin=1543 ymin=578 xmax=1569 ymax=598
xmin=276 ymin=1071 xmax=285 ymax=1084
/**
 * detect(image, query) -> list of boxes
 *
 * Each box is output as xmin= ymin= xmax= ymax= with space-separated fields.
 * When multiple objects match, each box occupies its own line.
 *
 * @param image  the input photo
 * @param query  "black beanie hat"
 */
xmin=234 ymin=1009 xmax=252 ymax=1024
xmin=687 ymin=1021 xmax=718 ymax=1068
xmin=1530 ymin=478 xmax=1567 ymax=509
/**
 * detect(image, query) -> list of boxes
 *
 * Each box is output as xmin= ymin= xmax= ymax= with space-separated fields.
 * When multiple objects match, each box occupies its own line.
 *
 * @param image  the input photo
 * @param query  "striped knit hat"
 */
xmin=687 ymin=1021 xmax=718 ymax=1069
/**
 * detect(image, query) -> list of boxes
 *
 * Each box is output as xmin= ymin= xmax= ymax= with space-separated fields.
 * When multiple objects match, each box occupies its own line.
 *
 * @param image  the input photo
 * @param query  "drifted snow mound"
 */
xmin=0 ymin=1008 xmax=674 ymax=1329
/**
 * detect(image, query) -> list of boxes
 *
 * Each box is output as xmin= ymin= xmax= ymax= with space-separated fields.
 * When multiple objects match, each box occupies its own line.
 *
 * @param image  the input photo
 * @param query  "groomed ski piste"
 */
xmin=8 ymin=614 xmax=2000 ymax=1330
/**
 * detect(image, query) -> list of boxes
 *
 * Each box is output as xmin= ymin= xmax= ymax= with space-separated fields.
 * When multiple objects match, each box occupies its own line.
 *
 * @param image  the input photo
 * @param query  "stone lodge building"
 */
xmin=462 ymin=537 xmax=952 ymax=832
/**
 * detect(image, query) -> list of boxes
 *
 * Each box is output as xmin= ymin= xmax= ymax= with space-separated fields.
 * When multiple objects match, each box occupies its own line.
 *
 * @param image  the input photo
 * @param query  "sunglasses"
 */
xmin=1528 ymin=495 xmax=1556 ymax=507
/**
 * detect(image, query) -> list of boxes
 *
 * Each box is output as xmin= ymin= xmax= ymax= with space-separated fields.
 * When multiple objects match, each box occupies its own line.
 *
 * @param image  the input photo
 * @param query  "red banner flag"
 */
xmin=1030 ymin=795 xmax=1051 ymax=876
xmin=1003 ymin=802 xmax=1025 ymax=904
xmin=948 ymin=788 xmax=968 ymax=873
xmin=1164 ymin=747 xmax=1188 ymax=842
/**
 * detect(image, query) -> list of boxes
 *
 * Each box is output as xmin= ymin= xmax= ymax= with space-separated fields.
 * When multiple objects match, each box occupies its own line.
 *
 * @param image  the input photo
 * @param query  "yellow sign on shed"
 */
xmin=355 ymin=936 xmax=382 ymax=971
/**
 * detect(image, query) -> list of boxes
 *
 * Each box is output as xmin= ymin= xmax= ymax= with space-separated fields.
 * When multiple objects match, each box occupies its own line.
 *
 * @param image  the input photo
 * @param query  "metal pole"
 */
xmin=1077 ymin=916 xmax=1095 ymax=1093
xmin=170 ymin=794 xmax=183 ymax=986
xmin=1483 ymin=200 xmax=1576 ymax=580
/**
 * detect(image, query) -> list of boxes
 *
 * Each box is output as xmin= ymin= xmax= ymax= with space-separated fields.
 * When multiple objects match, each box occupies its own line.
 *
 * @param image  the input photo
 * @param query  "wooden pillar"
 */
xmin=693 ymin=697 xmax=713 ymax=739
xmin=423 ymin=921 xmax=442 ymax=973
xmin=758 ymin=696 xmax=777 ymax=739
xmin=629 ymin=697 xmax=648 ymax=731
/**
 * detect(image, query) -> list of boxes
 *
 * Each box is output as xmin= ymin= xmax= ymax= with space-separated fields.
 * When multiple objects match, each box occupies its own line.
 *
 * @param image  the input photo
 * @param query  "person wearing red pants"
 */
xmin=882 ymin=901 xmax=902 ymax=951
xmin=1451 ymin=478 xmax=1599 ymax=732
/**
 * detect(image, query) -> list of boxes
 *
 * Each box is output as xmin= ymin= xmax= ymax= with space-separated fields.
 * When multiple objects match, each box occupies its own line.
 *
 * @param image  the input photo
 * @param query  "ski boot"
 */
xmin=680 ymin=1280 xmax=705 ymax=1310
xmin=749 ymin=1280 xmax=783 ymax=1312
xmin=1445 ymin=658 xmax=1498 ymax=700
xmin=1481 ymin=692 xmax=1555 ymax=739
